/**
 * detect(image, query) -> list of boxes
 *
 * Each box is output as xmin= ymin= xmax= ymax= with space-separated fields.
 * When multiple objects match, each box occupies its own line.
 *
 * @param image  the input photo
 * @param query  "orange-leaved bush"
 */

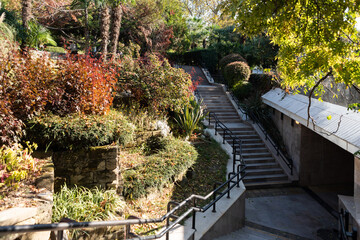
xmin=53 ymin=56 xmax=117 ymax=115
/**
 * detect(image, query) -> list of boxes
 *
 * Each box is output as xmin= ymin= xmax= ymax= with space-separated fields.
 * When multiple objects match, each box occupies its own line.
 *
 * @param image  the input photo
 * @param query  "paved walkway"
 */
xmin=215 ymin=187 xmax=338 ymax=240
xmin=180 ymin=65 xmax=211 ymax=85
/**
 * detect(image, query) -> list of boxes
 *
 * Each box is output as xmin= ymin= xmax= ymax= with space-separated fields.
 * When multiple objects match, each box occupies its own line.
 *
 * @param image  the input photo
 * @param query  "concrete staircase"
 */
xmin=197 ymin=85 xmax=291 ymax=188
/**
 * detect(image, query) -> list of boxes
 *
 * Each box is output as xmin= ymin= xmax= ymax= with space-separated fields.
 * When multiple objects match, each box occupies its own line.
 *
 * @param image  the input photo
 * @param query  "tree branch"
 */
xmin=307 ymin=70 xmax=333 ymax=128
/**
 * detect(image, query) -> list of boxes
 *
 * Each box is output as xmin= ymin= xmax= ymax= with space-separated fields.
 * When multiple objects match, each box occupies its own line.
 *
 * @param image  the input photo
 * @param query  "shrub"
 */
xmin=26 ymin=110 xmax=135 ymax=151
xmin=219 ymin=53 xmax=247 ymax=72
xmin=52 ymin=57 xmax=117 ymax=115
xmin=0 ymin=51 xmax=118 ymax=146
xmin=248 ymin=73 xmax=277 ymax=94
xmin=232 ymin=81 xmax=253 ymax=100
xmin=122 ymin=137 xmax=197 ymax=199
xmin=224 ymin=61 xmax=251 ymax=88
xmin=0 ymin=142 xmax=39 ymax=190
xmin=116 ymin=54 xmax=193 ymax=113
xmin=53 ymin=184 xmax=125 ymax=239
xmin=174 ymin=99 xmax=206 ymax=138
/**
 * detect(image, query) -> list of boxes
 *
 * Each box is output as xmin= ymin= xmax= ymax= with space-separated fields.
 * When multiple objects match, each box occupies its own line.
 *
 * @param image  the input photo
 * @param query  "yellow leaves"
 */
xmin=327 ymin=115 xmax=332 ymax=120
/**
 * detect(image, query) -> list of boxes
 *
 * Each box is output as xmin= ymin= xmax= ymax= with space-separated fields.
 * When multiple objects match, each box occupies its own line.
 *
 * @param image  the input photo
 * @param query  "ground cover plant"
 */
xmin=52 ymin=184 xmax=126 ymax=239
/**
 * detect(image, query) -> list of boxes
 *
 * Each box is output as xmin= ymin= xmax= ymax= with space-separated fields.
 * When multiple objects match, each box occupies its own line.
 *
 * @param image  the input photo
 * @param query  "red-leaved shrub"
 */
xmin=0 ymin=52 xmax=117 ymax=146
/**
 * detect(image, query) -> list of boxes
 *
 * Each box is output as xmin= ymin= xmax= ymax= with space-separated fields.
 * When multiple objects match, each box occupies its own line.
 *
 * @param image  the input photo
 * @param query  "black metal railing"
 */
xmin=207 ymin=112 xmax=245 ymax=172
xmin=0 ymin=166 xmax=246 ymax=240
xmin=194 ymin=89 xmax=245 ymax=173
xmin=246 ymin=110 xmax=293 ymax=175
xmin=339 ymin=208 xmax=358 ymax=240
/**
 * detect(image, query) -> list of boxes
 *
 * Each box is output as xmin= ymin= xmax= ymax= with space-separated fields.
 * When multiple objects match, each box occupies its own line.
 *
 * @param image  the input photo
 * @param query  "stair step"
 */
xmin=244 ymin=180 xmax=293 ymax=189
xmin=242 ymin=148 xmax=268 ymax=153
xmin=242 ymin=143 xmax=266 ymax=148
xmin=243 ymin=174 xmax=288 ymax=183
xmin=243 ymin=152 xmax=272 ymax=158
xmin=245 ymin=162 xmax=280 ymax=169
xmin=245 ymin=168 xmax=284 ymax=176
xmin=243 ymin=157 xmax=274 ymax=163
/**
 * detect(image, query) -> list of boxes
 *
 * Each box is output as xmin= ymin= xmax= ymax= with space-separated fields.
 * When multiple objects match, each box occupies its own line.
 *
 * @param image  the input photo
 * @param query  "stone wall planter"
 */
xmin=52 ymin=145 xmax=121 ymax=192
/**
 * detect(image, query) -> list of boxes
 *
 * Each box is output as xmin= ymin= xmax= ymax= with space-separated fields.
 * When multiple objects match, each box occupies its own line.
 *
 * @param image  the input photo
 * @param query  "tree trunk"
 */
xmin=22 ymin=0 xmax=32 ymax=29
xmin=84 ymin=6 xmax=90 ymax=55
xmin=100 ymin=6 xmax=110 ymax=61
xmin=109 ymin=5 xmax=123 ymax=60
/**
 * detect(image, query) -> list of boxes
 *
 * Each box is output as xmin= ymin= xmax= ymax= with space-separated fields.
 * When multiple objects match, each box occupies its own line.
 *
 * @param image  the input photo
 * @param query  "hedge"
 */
xmin=26 ymin=110 xmax=135 ymax=151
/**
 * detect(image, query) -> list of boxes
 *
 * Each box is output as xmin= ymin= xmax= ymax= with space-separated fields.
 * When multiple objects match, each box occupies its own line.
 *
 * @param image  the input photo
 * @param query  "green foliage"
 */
xmin=222 ymin=0 xmax=360 ymax=94
xmin=219 ymin=53 xmax=247 ymax=72
xmin=174 ymin=99 xmax=206 ymax=138
xmin=122 ymin=137 xmax=198 ymax=199
xmin=52 ymin=184 xmax=125 ymax=238
xmin=116 ymin=53 xmax=193 ymax=113
xmin=26 ymin=110 xmax=135 ymax=151
xmin=27 ymin=21 xmax=57 ymax=48
xmin=232 ymin=81 xmax=253 ymax=100
xmin=0 ymin=142 xmax=38 ymax=189
xmin=223 ymin=61 xmax=251 ymax=87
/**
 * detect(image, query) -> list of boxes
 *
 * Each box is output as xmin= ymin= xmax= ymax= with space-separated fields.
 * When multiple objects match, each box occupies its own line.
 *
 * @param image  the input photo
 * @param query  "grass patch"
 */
xmin=52 ymin=184 xmax=126 ymax=239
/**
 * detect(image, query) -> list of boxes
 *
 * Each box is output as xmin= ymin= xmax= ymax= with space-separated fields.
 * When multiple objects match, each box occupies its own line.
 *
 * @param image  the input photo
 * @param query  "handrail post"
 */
xmin=227 ymin=173 xmax=232 ymax=199
xmin=192 ymin=198 xmax=196 ymax=230
xmin=223 ymin=129 xmax=226 ymax=144
xmin=237 ymin=164 xmax=241 ymax=187
xmin=212 ymin=184 xmax=217 ymax=212
xmin=57 ymin=230 xmax=64 ymax=240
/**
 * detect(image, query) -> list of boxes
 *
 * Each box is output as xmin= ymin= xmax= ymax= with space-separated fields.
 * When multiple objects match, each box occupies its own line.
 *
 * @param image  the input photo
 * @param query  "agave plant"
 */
xmin=174 ymin=99 xmax=206 ymax=138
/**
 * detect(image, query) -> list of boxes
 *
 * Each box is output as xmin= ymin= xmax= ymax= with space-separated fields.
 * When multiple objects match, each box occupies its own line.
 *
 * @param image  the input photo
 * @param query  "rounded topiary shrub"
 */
xmin=248 ymin=73 xmax=277 ymax=93
xmin=224 ymin=61 xmax=251 ymax=88
xmin=219 ymin=53 xmax=247 ymax=72
xmin=232 ymin=82 xmax=253 ymax=100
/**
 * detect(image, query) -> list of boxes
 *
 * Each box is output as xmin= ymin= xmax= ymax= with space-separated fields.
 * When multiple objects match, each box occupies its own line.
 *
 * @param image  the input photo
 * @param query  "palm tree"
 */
xmin=22 ymin=0 xmax=32 ymax=30
xmin=109 ymin=0 xmax=124 ymax=59
xmin=99 ymin=4 xmax=110 ymax=61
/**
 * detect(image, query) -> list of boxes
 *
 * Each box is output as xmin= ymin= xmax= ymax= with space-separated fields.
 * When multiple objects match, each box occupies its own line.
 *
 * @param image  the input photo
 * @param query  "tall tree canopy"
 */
xmin=222 ymin=0 xmax=360 ymax=98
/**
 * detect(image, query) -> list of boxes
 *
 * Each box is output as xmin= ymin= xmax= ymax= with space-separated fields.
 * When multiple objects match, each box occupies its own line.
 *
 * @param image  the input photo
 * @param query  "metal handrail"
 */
xmin=246 ymin=110 xmax=293 ymax=175
xmin=339 ymin=208 xmax=358 ymax=240
xmin=194 ymin=89 xmax=245 ymax=172
xmin=0 ymin=166 xmax=246 ymax=240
